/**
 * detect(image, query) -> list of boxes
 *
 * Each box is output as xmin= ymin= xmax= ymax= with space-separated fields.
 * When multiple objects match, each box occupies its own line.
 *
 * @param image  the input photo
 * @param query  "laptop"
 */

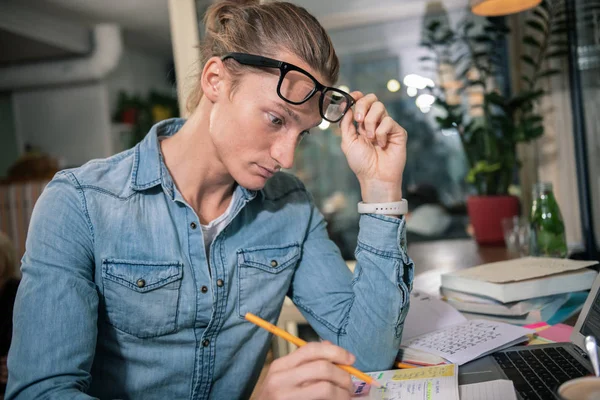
xmin=459 ymin=269 xmax=600 ymax=400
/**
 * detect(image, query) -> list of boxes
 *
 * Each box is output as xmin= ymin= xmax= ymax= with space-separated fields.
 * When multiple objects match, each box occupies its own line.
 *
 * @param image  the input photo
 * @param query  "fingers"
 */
xmin=286 ymin=360 xmax=354 ymax=393
xmin=374 ymin=116 xmax=399 ymax=148
xmin=363 ymin=102 xmax=387 ymax=146
xmin=352 ymin=93 xmax=391 ymax=147
xmin=271 ymin=342 xmax=355 ymax=371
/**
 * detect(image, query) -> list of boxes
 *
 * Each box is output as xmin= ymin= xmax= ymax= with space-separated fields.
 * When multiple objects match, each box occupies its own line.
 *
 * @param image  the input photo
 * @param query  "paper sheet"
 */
xmin=402 ymin=319 xmax=532 ymax=365
xmin=459 ymin=380 xmax=517 ymax=400
xmin=401 ymin=291 xmax=467 ymax=343
xmin=354 ymin=364 xmax=459 ymax=400
xmin=450 ymin=257 xmax=597 ymax=283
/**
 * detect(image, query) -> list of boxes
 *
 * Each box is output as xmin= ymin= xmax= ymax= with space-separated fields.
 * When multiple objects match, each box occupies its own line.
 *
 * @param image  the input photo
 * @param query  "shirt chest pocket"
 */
xmin=237 ymin=243 xmax=301 ymax=321
xmin=101 ymin=259 xmax=183 ymax=338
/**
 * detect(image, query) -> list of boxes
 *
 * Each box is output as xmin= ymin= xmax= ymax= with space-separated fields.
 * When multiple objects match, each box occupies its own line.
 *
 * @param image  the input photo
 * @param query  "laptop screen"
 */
xmin=581 ymin=287 xmax=600 ymax=338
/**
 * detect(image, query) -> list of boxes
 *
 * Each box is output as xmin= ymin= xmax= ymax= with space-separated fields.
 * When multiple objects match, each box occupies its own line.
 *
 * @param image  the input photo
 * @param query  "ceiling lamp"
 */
xmin=470 ymin=0 xmax=541 ymax=16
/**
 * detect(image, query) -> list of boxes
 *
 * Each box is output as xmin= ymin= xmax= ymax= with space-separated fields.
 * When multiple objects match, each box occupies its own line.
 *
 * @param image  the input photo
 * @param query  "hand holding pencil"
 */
xmin=245 ymin=312 xmax=382 ymax=400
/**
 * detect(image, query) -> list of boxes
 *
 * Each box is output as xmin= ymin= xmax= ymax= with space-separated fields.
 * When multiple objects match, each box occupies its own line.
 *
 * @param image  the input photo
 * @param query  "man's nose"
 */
xmin=270 ymin=135 xmax=297 ymax=170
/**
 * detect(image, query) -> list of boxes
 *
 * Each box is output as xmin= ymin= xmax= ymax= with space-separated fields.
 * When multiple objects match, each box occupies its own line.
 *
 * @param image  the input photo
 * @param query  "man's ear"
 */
xmin=201 ymin=57 xmax=226 ymax=103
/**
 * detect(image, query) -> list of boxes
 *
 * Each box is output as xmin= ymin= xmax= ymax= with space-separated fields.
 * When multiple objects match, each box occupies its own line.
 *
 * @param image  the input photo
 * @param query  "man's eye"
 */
xmin=269 ymin=114 xmax=283 ymax=126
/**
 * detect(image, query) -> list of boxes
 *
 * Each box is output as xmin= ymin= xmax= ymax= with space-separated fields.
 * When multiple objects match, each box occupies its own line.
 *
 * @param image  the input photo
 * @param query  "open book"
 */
xmin=397 ymin=291 xmax=532 ymax=366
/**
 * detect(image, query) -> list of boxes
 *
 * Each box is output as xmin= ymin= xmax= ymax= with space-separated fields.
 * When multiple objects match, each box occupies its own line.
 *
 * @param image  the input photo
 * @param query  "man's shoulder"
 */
xmin=58 ymin=147 xmax=137 ymax=198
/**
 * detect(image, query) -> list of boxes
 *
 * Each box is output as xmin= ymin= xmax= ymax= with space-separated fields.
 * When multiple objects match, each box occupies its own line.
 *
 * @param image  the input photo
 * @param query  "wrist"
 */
xmin=359 ymin=180 xmax=402 ymax=203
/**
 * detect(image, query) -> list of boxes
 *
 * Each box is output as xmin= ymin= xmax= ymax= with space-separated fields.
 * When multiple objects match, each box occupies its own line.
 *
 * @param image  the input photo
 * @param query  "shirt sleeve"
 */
xmin=6 ymin=172 xmax=99 ymax=399
xmin=289 ymin=197 xmax=414 ymax=372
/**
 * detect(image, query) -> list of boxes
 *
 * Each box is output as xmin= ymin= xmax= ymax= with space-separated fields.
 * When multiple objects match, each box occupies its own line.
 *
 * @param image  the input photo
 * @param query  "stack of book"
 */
xmin=439 ymin=257 xmax=599 ymax=326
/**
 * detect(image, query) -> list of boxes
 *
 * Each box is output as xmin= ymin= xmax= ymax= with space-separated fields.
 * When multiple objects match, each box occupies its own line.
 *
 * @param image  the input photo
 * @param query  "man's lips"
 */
xmin=257 ymin=165 xmax=276 ymax=178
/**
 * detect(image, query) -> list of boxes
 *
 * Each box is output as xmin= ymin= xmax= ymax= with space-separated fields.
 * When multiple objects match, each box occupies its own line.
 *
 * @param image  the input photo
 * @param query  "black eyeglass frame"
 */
xmin=221 ymin=52 xmax=355 ymax=123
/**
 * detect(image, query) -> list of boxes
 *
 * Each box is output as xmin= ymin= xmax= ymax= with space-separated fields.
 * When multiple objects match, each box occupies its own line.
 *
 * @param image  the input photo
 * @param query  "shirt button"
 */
xmin=201 ymin=285 xmax=208 ymax=293
xmin=136 ymin=279 xmax=146 ymax=288
xmin=190 ymin=222 xmax=197 ymax=230
xmin=216 ymin=279 xmax=224 ymax=287
xmin=202 ymin=339 xmax=210 ymax=347
xmin=270 ymin=260 xmax=278 ymax=267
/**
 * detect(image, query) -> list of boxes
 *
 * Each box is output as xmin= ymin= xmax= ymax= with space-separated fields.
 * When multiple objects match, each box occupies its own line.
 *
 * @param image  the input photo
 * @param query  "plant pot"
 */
xmin=467 ymin=195 xmax=520 ymax=246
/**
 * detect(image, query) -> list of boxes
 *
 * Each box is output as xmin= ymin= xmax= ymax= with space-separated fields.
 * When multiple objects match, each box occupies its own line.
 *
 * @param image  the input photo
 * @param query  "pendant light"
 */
xmin=470 ymin=0 xmax=542 ymax=16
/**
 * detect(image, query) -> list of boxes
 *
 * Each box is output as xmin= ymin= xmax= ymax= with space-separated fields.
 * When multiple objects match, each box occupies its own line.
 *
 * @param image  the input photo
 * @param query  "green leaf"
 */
xmin=427 ymin=20 xmax=441 ymax=32
xmin=452 ymin=51 xmax=469 ymax=65
xmin=522 ymin=76 xmax=533 ymax=86
xmin=550 ymin=40 xmax=569 ymax=48
xmin=538 ymin=68 xmax=562 ymax=78
xmin=472 ymin=35 xmax=494 ymax=44
xmin=438 ymin=30 xmax=454 ymax=43
xmin=527 ymin=125 xmax=545 ymax=139
xmin=550 ymin=27 xmax=569 ymax=36
xmin=540 ymin=0 xmax=550 ymax=13
xmin=466 ymin=161 xmax=502 ymax=183
xmin=523 ymin=115 xmax=544 ymax=127
xmin=532 ymin=9 xmax=549 ymax=23
xmin=546 ymin=50 xmax=569 ymax=59
xmin=467 ymin=79 xmax=485 ymax=87
xmin=508 ymin=89 xmax=545 ymax=109
xmin=521 ymin=54 xmax=537 ymax=67
xmin=526 ymin=19 xmax=547 ymax=33
xmin=485 ymin=91 xmax=506 ymax=107
xmin=524 ymin=35 xmax=542 ymax=48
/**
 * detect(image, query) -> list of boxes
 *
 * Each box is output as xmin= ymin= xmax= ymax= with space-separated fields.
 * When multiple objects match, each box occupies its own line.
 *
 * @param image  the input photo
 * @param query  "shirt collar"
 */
xmin=130 ymin=118 xmax=257 ymax=201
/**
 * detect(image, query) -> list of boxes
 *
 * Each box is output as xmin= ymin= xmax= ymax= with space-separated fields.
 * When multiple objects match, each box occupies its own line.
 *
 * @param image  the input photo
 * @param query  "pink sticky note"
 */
xmin=538 ymin=323 xmax=573 ymax=343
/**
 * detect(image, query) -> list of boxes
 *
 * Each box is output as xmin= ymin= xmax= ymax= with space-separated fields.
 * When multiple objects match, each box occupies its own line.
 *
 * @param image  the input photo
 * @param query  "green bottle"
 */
xmin=529 ymin=182 xmax=568 ymax=258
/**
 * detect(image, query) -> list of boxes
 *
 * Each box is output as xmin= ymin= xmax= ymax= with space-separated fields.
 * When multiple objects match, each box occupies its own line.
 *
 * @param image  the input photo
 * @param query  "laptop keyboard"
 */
xmin=493 ymin=347 xmax=590 ymax=400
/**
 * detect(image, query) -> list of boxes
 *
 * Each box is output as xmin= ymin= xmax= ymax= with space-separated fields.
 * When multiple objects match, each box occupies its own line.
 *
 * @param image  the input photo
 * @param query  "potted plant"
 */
xmin=420 ymin=0 xmax=568 ymax=244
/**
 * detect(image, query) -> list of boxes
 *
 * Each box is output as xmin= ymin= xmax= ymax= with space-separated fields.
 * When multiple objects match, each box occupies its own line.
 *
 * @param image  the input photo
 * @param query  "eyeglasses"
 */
xmin=221 ymin=52 xmax=355 ymax=123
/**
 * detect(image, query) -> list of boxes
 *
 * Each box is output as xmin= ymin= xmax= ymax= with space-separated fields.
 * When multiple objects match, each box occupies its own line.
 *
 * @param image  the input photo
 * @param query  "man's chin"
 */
xmin=237 ymin=175 xmax=269 ymax=191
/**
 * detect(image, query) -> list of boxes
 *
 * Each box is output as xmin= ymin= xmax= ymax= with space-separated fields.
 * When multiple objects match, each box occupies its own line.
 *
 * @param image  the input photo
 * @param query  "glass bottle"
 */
xmin=529 ymin=182 xmax=568 ymax=258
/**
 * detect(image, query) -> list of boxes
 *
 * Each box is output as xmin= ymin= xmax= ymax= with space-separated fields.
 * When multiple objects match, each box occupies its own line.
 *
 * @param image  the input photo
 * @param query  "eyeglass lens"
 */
xmin=279 ymin=69 xmax=350 ymax=122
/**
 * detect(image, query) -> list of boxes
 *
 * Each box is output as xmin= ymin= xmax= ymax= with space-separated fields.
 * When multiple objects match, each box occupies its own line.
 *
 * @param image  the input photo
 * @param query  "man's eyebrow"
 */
xmin=275 ymin=103 xmax=300 ymax=124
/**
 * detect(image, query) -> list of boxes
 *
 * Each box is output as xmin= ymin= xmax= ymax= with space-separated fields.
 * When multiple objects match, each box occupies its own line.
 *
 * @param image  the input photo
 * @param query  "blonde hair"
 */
xmin=0 ymin=231 xmax=18 ymax=284
xmin=186 ymin=0 xmax=340 ymax=114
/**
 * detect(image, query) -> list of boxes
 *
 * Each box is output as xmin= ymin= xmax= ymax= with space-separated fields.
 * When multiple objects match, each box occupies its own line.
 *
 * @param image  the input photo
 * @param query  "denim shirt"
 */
xmin=7 ymin=118 xmax=414 ymax=400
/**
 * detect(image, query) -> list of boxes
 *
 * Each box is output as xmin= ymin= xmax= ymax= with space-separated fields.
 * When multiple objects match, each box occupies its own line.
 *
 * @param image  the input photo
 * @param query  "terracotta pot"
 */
xmin=467 ymin=195 xmax=520 ymax=245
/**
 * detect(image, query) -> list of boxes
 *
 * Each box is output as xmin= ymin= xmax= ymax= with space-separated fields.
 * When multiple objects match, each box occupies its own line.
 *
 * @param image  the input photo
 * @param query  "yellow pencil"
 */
xmin=396 ymin=362 xmax=418 ymax=369
xmin=244 ymin=312 xmax=382 ymax=388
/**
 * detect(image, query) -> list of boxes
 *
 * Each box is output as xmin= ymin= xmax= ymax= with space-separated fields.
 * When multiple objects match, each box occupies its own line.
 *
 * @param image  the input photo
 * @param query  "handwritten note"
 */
xmin=401 ymin=291 xmax=466 ymax=342
xmin=353 ymin=364 xmax=459 ymax=400
xmin=402 ymin=319 xmax=532 ymax=365
xmin=459 ymin=380 xmax=517 ymax=400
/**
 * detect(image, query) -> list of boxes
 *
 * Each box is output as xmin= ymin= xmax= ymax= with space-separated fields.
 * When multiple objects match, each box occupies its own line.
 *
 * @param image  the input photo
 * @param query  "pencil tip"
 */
xmin=372 ymin=380 xmax=383 ymax=388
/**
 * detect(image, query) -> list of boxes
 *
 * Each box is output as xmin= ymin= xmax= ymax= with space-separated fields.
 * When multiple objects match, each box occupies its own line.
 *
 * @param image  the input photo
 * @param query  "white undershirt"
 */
xmin=201 ymin=190 xmax=239 ymax=265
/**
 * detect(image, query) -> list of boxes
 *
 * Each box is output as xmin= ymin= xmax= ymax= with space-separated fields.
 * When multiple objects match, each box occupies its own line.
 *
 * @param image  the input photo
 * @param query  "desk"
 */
xmin=274 ymin=239 xmax=512 ymax=358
